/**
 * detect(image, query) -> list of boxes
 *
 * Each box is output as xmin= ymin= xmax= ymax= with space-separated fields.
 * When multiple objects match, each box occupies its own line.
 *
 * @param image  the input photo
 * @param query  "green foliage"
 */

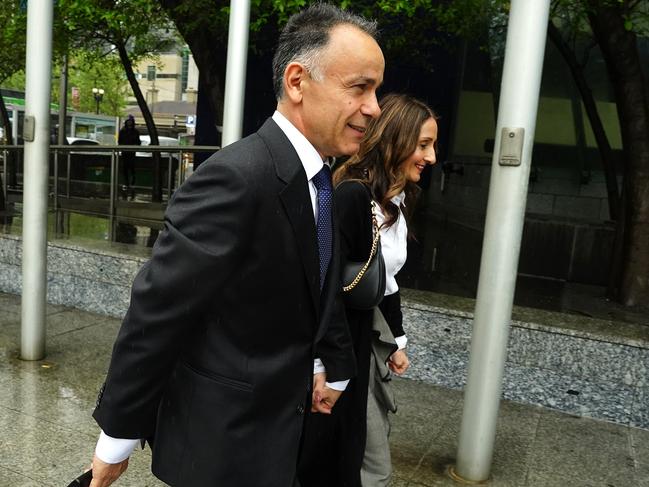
xmin=162 ymin=0 xmax=454 ymax=69
xmin=0 ymin=0 xmax=71 ymax=83
xmin=0 ymin=1 xmax=28 ymax=83
xmin=64 ymin=52 xmax=130 ymax=116
xmin=2 ymin=70 xmax=26 ymax=92
xmin=2 ymin=51 xmax=130 ymax=116
xmin=59 ymin=0 xmax=178 ymax=63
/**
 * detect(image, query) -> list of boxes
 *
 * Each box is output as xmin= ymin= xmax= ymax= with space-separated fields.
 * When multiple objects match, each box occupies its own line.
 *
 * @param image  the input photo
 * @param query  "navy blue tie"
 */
xmin=312 ymin=165 xmax=333 ymax=290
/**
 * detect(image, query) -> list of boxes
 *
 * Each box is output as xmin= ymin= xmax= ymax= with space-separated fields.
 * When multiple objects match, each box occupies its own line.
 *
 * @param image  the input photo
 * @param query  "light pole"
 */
xmin=452 ymin=0 xmax=551 ymax=482
xmin=92 ymin=87 xmax=104 ymax=114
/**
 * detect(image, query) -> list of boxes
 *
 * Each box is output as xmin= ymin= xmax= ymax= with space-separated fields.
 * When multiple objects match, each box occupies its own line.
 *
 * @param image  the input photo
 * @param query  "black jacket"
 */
xmin=93 ymin=118 xmax=355 ymax=487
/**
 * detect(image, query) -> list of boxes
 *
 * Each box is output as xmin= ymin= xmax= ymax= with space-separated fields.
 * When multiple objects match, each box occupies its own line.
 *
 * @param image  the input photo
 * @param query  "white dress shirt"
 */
xmin=95 ymin=111 xmax=348 ymax=464
xmin=375 ymin=192 xmax=408 ymax=350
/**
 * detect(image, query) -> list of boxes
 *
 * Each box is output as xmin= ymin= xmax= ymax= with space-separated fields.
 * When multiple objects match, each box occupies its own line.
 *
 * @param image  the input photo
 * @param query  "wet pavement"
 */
xmin=1 ymin=291 xmax=648 ymax=486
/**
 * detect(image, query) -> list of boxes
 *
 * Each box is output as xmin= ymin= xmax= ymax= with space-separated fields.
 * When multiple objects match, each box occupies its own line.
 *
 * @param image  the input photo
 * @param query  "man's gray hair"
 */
xmin=272 ymin=3 xmax=378 ymax=100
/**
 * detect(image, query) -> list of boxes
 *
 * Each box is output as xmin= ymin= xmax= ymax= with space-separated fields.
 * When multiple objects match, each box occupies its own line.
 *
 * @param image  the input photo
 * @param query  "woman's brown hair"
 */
xmin=333 ymin=93 xmax=437 ymax=229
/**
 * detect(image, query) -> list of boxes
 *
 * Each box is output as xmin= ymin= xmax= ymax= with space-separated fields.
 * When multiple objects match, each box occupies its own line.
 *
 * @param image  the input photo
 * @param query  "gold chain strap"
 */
xmin=343 ymin=201 xmax=380 ymax=292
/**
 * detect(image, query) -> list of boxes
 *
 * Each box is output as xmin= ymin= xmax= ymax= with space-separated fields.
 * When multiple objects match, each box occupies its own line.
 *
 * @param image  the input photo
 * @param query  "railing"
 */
xmin=0 ymin=144 xmax=220 ymax=241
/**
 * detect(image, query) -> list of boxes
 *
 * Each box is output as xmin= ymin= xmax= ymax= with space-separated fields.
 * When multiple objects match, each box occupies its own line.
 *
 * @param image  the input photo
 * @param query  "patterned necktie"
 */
xmin=311 ymin=165 xmax=333 ymax=290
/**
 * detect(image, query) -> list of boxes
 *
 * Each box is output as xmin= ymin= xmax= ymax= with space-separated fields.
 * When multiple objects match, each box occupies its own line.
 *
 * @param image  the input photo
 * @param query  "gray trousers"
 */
xmin=360 ymin=352 xmax=393 ymax=487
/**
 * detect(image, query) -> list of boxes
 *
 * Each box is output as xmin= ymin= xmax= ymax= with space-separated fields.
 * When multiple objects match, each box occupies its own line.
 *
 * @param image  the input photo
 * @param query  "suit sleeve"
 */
xmin=314 ymin=294 xmax=356 ymax=382
xmin=93 ymin=158 xmax=255 ymax=439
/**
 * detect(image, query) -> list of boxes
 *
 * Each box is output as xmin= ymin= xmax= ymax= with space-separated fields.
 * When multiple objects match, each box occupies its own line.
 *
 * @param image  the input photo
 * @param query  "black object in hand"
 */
xmin=67 ymin=469 xmax=93 ymax=487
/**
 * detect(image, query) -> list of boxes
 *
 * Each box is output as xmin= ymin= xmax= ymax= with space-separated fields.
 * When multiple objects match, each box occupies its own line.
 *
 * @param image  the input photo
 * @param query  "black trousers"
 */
xmin=121 ymin=153 xmax=136 ymax=186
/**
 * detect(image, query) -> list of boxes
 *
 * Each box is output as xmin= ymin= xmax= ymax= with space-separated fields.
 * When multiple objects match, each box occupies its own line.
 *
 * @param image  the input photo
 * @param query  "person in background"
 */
xmin=117 ymin=114 xmax=140 ymax=192
xmin=300 ymin=93 xmax=438 ymax=487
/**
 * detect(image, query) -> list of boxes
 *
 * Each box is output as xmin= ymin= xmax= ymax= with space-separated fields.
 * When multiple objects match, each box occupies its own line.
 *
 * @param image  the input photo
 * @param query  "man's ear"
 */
xmin=283 ymin=62 xmax=308 ymax=103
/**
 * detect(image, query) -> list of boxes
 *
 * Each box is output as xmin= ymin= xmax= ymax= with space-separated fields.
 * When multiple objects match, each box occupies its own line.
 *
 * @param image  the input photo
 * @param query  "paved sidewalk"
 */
xmin=1 ymin=292 xmax=647 ymax=486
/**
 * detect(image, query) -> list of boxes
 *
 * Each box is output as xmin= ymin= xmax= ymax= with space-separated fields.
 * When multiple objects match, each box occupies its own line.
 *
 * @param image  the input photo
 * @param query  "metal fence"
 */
xmin=0 ymin=144 xmax=219 ymax=240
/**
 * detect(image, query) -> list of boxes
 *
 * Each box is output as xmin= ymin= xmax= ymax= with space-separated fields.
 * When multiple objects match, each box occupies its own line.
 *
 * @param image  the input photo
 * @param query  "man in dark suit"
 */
xmin=88 ymin=4 xmax=384 ymax=487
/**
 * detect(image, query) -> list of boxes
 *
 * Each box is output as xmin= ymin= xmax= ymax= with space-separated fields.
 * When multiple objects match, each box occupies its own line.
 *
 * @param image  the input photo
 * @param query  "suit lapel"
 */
xmin=258 ymin=119 xmax=320 ymax=315
xmin=279 ymin=176 xmax=321 ymax=314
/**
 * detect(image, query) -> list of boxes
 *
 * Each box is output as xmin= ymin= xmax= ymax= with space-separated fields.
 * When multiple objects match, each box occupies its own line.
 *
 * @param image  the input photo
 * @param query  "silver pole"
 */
xmin=108 ymin=150 xmax=116 ymax=241
xmin=221 ymin=0 xmax=250 ymax=147
xmin=53 ymin=150 xmax=58 ymax=211
xmin=21 ymin=0 xmax=54 ymax=360
xmin=177 ymin=150 xmax=184 ymax=187
xmin=2 ymin=150 xmax=7 ymax=199
xmin=167 ymin=154 xmax=172 ymax=199
xmin=453 ymin=0 xmax=551 ymax=482
xmin=57 ymin=54 xmax=68 ymax=146
xmin=66 ymin=152 xmax=71 ymax=197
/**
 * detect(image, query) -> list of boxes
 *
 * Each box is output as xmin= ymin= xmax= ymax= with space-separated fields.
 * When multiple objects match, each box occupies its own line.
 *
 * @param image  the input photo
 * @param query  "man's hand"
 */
xmin=89 ymin=454 xmax=129 ymax=487
xmin=311 ymin=372 xmax=342 ymax=414
xmin=388 ymin=349 xmax=410 ymax=375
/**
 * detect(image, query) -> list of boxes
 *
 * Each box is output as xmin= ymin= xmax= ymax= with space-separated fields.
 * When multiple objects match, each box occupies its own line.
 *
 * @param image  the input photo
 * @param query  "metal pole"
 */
xmin=21 ymin=0 xmax=54 ymax=360
xmin=177 ymin=151 xmax=185 ymax=186
xmin=2 ymin=150 xmax=7 ymax=199
xmin=57 ymin=54 xmax=68 ymax=146
xmin=167 ymin=154 xmax=173 ymax=199
xmin=453 ymin=0 xmax=551 ymax=482
xmin=53 ymin=150 xmax=58 ymax=211
xmin=108 ymin=150 xmax=116 ymax=241
xmin=221 ymin=0 xmax=250 ymax=147
xmin=66 ymin=152 xmax=71 ymax=197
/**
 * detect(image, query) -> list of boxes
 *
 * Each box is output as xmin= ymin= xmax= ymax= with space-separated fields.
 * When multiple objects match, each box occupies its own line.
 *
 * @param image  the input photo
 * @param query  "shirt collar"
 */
xmin=391 ymin=191 xmax=406 ymax=207
xmin=272 ymin=110 xmax=324 ymax=180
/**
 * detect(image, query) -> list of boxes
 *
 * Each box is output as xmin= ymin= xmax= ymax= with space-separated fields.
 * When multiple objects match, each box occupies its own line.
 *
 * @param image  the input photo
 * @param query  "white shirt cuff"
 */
xmin=95 ymin=431 xmax=139 ymax=464
xmin=313 ymin=358 xmax=326 ymax=375
xmin=395 ymin=335 xmax=408 ymax=350
xmin=325 ymin=379 xmax=349 ymax=391
xmin=314 ymin=358 xmax=349 ymax=391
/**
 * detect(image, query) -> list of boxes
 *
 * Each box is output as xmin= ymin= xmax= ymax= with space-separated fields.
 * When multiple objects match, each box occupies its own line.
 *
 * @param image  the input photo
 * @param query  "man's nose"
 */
xmin=362 ymin=92 xmax=381 ymax=118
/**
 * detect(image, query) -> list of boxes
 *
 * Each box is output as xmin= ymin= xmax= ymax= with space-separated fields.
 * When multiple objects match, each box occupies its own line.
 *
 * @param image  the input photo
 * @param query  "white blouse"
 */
xmin=374 ymin=192 xmax=408 ymax=296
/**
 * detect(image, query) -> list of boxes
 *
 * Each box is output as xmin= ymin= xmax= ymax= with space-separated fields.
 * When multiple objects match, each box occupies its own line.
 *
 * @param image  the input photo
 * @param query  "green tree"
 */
xmin=0 ymin=0 xmax=27 ymax=145
xmin=2 ymin=52 xmax=130 ymax=117
xmin=0 ymin=0 xmax=28 ymax=210
xmin=64 ymin=53 xmax=130 ymax=117
xmin=59 ymin=0 xmax=177 ymax=201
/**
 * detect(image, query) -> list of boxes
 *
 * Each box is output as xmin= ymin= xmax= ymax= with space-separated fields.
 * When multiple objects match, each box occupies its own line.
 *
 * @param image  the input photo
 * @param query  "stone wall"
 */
xmin=1 ymin=234 xmax=647 ymax=429
xmin=401 ymin=289 xmax=649 ymax=430
xmin=0 ymin=234 xmax=147 ymax=317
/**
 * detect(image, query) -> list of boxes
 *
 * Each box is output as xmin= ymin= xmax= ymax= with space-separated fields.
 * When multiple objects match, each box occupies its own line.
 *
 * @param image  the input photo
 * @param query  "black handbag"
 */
xmin=342 ymin=201 xmax=386 ymax=309
xmin=66 ymin=470 xmax=92 ymax=487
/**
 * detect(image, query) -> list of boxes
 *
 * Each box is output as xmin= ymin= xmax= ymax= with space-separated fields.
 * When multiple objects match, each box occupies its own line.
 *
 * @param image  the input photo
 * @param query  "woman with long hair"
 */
xmin=299 ymin=93 xmax=438 ymax=487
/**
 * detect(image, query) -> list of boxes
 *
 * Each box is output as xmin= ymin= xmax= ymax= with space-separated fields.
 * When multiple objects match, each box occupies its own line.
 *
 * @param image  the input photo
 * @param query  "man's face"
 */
xmin=300 ymin=25 xmax=385 ymax=158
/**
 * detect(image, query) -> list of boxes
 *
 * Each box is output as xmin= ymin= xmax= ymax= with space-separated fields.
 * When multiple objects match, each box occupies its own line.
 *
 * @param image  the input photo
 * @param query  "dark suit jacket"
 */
xmin=93 ymin=118 xmax=356 ymax=487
